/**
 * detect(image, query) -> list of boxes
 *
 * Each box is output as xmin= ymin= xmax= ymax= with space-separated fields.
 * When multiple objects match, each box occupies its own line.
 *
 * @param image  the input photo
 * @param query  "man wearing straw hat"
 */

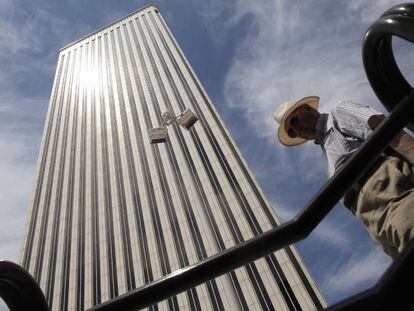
xmin=274 ymin=96 xmax=414 ymax=259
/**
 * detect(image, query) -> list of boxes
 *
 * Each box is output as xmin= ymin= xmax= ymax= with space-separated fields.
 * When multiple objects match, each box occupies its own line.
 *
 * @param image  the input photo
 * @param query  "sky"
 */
xmin=0 ymin=0 xmax=413 ymax=308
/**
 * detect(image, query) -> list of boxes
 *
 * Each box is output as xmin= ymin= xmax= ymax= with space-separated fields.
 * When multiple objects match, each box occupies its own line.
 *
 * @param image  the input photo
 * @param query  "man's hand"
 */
xmin=367 ymin=114 xmax=385 ymax=130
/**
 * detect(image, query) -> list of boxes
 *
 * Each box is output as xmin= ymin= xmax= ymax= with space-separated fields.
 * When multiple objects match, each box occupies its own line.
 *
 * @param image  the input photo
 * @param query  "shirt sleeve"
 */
xmin=331 ymin=101 xmax=384 ymax=140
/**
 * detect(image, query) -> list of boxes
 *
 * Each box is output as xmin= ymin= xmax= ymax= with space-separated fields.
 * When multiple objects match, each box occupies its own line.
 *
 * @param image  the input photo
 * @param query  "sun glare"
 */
xmin=80 ymin=69 xmax=99 ymax=89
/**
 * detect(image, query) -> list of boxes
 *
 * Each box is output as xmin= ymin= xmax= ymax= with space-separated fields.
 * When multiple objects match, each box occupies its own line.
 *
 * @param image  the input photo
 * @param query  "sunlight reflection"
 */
xmin=80 ymin=69 xmax=99 ymax=90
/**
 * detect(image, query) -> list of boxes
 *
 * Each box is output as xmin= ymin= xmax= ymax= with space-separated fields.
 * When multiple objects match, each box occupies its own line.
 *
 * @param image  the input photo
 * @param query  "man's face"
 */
xmin=284 ymin=105 xmax=320 ymax=141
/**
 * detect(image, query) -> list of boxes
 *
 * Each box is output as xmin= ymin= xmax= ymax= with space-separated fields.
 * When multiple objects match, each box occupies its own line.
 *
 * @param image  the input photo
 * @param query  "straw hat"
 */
xmin=274 ymin=96 xmax=320 ymax=146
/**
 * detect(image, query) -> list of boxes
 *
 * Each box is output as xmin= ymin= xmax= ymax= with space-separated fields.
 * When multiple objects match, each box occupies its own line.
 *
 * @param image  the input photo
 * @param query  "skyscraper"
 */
xmin=21 ymin=4 xmax=326 ymax=310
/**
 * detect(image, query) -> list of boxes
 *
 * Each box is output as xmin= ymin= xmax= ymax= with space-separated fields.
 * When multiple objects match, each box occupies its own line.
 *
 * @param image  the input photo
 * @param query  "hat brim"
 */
xmin=277 ymin=96 xmax=320 ymax=146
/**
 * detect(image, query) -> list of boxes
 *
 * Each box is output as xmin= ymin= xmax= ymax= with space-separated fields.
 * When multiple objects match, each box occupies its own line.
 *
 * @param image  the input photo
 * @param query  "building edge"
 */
xmin=59 ymin=3 xmax=159 ymax=52
xmin=19 ymin=53 xmax=64 ymax=268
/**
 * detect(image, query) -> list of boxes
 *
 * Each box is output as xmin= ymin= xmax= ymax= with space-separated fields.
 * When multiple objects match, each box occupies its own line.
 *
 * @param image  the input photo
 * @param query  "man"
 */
xmin=274 ymin=96 xmax=414 ymax=259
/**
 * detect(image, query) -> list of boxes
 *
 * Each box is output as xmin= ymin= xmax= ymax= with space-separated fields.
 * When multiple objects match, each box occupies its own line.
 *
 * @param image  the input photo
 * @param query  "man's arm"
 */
xmin=334 ymin=101 xmax=383 ymax=140
xmin=368 ymin=115 xmax=414 ymax=165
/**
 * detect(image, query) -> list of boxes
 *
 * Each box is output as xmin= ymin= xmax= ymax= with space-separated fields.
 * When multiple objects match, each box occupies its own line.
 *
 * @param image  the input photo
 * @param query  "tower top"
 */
xmin=59 ymin=3 xmax=159 ymax=53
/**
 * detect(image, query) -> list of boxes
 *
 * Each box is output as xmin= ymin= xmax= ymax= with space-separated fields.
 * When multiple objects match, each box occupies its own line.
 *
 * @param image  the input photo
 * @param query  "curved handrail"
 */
xmin=0 ymin=260 xmax=48 ymax=310
xmin=363 ymin=2 xmax=414 ymax=131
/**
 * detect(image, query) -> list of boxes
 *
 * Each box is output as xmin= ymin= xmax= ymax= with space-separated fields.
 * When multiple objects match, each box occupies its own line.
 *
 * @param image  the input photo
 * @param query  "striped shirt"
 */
xmin=315 ymin=101 xmax=382 ymax=177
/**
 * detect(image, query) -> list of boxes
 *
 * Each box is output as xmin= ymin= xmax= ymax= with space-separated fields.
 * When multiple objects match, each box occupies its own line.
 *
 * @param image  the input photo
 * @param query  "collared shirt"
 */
xmin=315 ymin=101 xmax=382 ymax=177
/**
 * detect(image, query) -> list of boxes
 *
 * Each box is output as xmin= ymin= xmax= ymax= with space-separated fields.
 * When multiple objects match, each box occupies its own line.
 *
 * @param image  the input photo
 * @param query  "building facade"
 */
xmin=20 ymin=4 xmax=326 ymax=310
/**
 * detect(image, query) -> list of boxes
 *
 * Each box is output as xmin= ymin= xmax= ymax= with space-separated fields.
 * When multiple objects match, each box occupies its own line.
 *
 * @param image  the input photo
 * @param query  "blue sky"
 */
xmin=0 ymin=0 xmax=413 ymax=307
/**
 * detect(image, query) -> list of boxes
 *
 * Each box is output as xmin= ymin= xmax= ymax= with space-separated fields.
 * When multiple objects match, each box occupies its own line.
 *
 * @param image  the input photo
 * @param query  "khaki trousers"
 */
xmin=353 ymin=155 xmax=414 ymax=259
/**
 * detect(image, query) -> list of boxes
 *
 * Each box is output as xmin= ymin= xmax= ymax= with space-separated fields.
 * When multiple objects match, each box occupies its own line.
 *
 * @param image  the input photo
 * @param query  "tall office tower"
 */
xmin=20 ymin=4 xmax=326 ymax=311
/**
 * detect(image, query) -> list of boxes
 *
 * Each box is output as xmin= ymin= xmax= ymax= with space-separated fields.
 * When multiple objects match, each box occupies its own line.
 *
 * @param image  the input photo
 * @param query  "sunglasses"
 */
xmin=287 ymin=116 xmax=299 ymax=138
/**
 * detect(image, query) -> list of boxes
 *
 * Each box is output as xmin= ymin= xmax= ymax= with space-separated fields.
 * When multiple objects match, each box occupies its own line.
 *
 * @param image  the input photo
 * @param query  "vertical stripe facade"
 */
xmin=20 ymin=5 xmax=326 ymax=310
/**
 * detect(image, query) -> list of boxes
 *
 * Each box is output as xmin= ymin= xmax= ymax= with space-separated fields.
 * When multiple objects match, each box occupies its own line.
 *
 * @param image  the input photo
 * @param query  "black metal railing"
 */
xmin=363 ymin=2 xmax=414 ymax=131
xmin=0 ymin=261 xmax=48 ymax=310
xmin=1 ymin=3 xmax=413 ymax=311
